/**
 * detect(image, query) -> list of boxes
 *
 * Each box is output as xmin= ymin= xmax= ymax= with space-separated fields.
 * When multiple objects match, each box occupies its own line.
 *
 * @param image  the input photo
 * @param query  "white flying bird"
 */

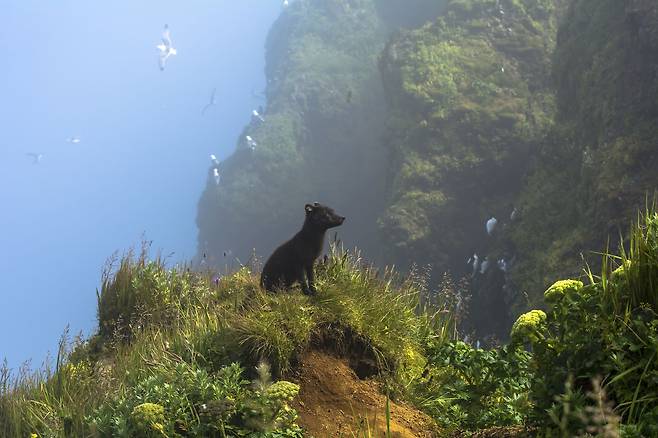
xmin=213 ymin=168 xmax=220 ymax=185
xmin=202 ymin=88 xmax=217 ymax=116
xmin=210 ymin=154 xmax=220 ymax=166
xmin=66 ymin=136 xmax=81 ymax=144
xmin=157 ymin=24 xmax=177 ymax=71
xmin=252 ymin=109 xmax=265 ymax=123
xmin=283 ymin=0 xmax=289 ymax=7
xmin=26 ymin=153 xmax=44 ymax=164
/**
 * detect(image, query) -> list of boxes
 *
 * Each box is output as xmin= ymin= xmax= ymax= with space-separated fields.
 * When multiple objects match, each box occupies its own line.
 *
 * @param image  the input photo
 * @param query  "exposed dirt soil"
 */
xmin=291 ymin=350 xmax=440 ymax=437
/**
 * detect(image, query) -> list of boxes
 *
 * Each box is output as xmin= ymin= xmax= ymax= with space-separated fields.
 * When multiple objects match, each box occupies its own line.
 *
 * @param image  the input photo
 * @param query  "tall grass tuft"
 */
xmin=588 ymin=196 xmax=658 ymax=316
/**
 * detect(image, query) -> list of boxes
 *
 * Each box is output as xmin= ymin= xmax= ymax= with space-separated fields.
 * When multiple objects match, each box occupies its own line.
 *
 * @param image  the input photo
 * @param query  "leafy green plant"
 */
xmin=521 ymin=204 xmax=658 ymax=434
xmin=89 ymin=359 xmax=304 ymax=438
xmin=412 ymin=341 xmax=532 ymax=431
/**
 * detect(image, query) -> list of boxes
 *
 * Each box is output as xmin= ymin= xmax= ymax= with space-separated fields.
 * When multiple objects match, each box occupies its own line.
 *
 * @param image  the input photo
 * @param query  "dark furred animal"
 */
xmin=261 ymin=203 xmax=345 ymax=295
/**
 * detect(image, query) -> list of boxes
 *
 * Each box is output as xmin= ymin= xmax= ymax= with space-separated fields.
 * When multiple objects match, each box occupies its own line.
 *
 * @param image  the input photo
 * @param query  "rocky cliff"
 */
xmin=196 ymin=0 xmax=658 ymax=337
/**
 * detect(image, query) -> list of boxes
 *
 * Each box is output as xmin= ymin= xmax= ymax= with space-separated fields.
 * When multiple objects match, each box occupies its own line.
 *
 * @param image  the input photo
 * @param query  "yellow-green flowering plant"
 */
xmin=544 ymin=280 xmax=583 ymax=305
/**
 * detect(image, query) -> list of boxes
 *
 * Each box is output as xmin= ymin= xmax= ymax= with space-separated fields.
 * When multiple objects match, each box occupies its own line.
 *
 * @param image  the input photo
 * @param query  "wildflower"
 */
xmin=544 ymin=279 xmax=583 ymax=304
xmin=511 ymin=310 xmax=547 ymax=345
xmin=129 ymin=403 xmax=166 ymax=437
xmin=266 ymin=381 xmax=300 ymax=402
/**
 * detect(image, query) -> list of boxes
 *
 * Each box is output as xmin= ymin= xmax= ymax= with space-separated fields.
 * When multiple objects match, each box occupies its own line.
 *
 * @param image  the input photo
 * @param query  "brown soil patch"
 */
xmin=291 ymin=350 xmax=439 ymax=437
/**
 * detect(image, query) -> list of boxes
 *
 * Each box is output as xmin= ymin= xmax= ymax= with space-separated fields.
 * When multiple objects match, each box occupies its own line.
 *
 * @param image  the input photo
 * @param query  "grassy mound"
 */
xmin=0 ymin=245 xmax=452 ymax=437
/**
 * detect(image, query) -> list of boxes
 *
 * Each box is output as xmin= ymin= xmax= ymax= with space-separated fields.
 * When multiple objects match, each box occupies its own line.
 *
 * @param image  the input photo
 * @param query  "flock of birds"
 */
xmin=467 ymin=207 xmax=519 ymax=278
xmin=153 ymin=20 xmax=274 ymax=187
xmin=25 ymin=15 xmax=280 ymax=179
xmin=209 ymin=107 xmax=265 ymax=186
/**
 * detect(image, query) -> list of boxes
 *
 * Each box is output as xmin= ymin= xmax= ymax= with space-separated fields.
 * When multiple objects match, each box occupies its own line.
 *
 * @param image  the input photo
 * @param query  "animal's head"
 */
xmin=304 ymin=202 xmax=345 ymax=230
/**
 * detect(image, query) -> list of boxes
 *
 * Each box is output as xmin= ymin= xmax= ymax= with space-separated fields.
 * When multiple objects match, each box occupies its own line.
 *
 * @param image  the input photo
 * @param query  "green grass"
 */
xmin=0 ymin=243 xmax=455 ymax=437
xmin=596 ymin=198 xmax=658 ymax=315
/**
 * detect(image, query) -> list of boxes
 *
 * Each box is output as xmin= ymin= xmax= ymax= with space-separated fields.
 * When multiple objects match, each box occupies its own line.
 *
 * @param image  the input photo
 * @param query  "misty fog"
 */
xmin=0 ymin=1 xmax=281 ymax=369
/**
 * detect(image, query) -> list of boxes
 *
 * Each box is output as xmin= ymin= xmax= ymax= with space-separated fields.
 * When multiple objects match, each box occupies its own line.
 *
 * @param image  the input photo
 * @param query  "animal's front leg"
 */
xmin=294 ymin=265 xmax=312 ymax=296
xmin=304 ymin=264 xmax=317 ymax=296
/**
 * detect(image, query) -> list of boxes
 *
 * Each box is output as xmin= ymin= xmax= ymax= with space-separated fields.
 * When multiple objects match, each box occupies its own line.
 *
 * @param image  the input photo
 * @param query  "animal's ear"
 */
xmin=305 ymin=204 xmax=315 ymax=214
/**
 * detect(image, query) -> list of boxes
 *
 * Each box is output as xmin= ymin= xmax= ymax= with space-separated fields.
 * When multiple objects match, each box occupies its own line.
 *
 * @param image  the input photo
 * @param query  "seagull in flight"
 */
xmin=26 ymin=153 xmax=44 ymax=164
xmin=210 ymin=154 xmax=220 ymax=166
xmin=157 ymin=24 xmax=177 ymax=71
xmin=66 ymin=136 xmax=81 ymax=144
xmin=202 ymin=88 xmax=217 ymax=116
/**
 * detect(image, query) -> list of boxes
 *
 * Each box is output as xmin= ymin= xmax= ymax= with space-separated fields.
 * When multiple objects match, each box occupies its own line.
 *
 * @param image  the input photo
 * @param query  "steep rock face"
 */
xmin=196 ymin=0 xmax=658 ymax=337
xmin=511 ymin=0 xmax=658 ymax=306
xmin=378 ymin=0 xmax=560 ymax=278
xmin=197 ymin=0 xmax=395 ymax=266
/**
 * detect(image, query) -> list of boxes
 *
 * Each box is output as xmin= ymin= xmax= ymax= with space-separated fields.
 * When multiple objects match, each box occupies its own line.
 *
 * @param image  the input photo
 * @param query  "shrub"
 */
xmin=527 ymin=205 xmax=658 ymax=434
xmin=415 ymin=340 xmax=532 ymax=431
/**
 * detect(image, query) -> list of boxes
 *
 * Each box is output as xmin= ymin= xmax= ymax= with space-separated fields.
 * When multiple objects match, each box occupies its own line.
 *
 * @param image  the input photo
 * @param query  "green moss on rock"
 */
xmin=196 ymin=0 xmax=392 ymax=266
xmin=378 ymin=0 xmax=559 ymax=273
xmin=511 ymin=0 xmax=658 ymax=307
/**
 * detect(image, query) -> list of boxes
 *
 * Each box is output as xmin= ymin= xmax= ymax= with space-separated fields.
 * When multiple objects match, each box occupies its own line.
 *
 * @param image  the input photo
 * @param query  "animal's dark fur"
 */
xmin=261 ymin=203 xmax=345 ymax=295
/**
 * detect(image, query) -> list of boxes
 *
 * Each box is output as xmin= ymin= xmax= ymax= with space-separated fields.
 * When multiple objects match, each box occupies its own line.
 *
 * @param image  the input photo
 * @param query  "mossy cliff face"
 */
xmin=378 ymin=0 xmax=560 ymax=275
xmin=197 ymin=0 xmax=658 ymax=332
xmin=197 ymin=0 xmax=395 ymax=265
xmin=510 ymin=0 xmax=658 ymax=306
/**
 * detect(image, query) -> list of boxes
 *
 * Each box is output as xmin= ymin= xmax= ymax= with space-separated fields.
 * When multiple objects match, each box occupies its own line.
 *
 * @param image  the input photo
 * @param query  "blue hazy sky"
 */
xmin=0 ymin=1 xmax=281 ymax=370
